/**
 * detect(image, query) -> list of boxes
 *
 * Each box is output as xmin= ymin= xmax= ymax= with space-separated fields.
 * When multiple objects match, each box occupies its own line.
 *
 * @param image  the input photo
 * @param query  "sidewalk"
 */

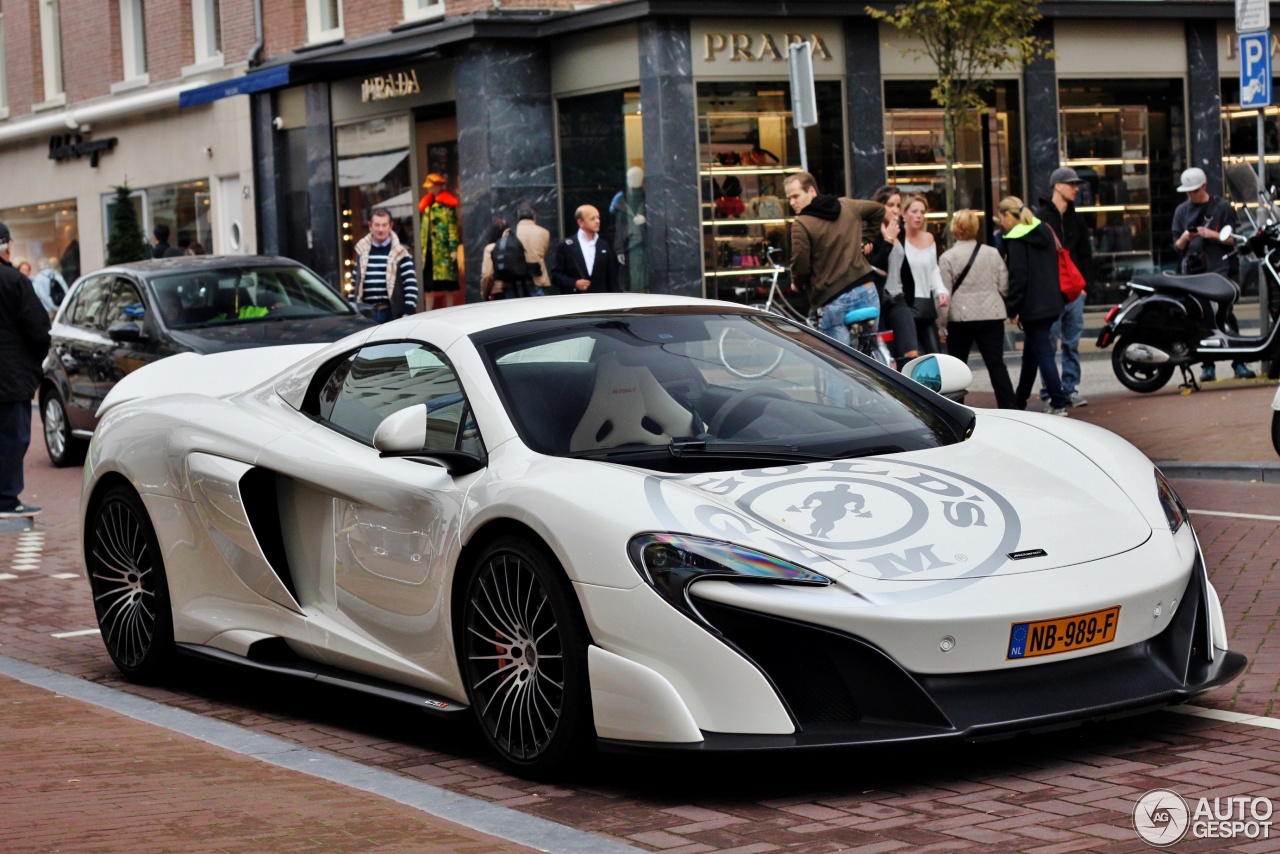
xmin=0 ymin=670 xmax=544 ymax=854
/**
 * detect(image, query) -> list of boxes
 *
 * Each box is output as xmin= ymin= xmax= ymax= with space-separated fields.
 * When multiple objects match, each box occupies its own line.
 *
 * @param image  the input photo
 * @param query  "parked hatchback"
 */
xmin=40 ymin=255 xmax=374 ymax=466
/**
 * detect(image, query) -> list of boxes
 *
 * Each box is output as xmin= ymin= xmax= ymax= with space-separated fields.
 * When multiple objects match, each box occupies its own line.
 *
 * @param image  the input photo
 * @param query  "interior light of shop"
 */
xmin=700 ymin=218 xmax=790 ymax=227
xmin=699 ymin=167 xmax=802 ymax=176
xmin=1063 ymin=159 xmax=1129 ymax=167
xmin=1222 ymin=155 xmax=1280 ymax=164
xmin=888 ymin=163 xmax=984 ymax=171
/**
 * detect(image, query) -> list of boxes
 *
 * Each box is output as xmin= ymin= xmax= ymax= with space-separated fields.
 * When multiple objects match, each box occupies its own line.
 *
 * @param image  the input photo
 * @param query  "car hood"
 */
xmin=167 ymin=314 xmax=372 ymax=353
xmin=641 ymin=415 xmax=1151 ymax=584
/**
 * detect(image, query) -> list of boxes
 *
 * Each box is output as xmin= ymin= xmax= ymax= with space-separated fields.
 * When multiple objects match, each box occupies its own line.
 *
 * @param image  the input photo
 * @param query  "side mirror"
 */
xmin=373 ymin=404 xmax=486 ymax=475
xmin=107 ymin=320 xmax=143 ymax=343
xmin=901 ymin=353 xmax=973 ymax=397
xmin=1219 ymin=224 xmax=1233 ymax=243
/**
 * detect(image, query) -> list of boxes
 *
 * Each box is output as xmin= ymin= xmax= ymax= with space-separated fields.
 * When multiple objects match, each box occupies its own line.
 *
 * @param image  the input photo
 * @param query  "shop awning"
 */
xmin=338 ymin=151 xmax=410 ymax=188
xmin=178 ymin=65 xmax=291 ymax=109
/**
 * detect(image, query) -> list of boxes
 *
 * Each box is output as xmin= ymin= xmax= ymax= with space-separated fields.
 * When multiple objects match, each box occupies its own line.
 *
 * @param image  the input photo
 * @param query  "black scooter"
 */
xmin=1097 ymin=167 xmax=1280 ymax=392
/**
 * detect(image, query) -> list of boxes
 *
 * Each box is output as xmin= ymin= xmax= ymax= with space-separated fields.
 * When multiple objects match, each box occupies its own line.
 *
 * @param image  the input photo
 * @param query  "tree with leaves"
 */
xmin=868 ymin=0 xmax=1050 ymax=237
xmin=106 ymin=184 xmax=150 ymax=264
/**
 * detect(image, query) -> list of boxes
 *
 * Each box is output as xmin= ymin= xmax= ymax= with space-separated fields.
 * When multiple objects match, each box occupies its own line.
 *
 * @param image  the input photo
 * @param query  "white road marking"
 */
xmin=51 ymin=573 xmax=80 ymax=580
xmin=1190 ymin=509 xmax=1280 ymax=522
xmin=51 ymin=629 xmax=101 ymax=639
xmin=1171 ymin=705 xmax=1280 ymax=729
xmin=0 ymin=573 xmax=17 ymax=581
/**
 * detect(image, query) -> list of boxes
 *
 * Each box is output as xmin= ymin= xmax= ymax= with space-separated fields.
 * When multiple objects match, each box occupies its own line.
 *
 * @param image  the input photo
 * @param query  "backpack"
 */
xmin=491 ymin=227 xmax=529 ymax=283
xmin=49 ymin=275 xmax=67 ymax=306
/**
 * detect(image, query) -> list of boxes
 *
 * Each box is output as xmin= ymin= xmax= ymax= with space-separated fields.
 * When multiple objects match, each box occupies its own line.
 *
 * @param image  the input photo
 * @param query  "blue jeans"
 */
xmin=1041 ymin=292 xmax=1084 ymax=399
xmin=371 ymin=305 xmax=393 ymax=324
xmin=0 ymin=400 xmax=31 ymax=510
xmin=1018 ymin=318 xmax=1068 ymax=410
xmin=819 ymin=283 xmax=878 ymax=347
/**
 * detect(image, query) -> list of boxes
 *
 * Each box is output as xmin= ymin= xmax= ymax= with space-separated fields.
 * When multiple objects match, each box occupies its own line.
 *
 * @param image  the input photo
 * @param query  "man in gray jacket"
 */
xmin=0 ymin=222 xmax=52 ymax=516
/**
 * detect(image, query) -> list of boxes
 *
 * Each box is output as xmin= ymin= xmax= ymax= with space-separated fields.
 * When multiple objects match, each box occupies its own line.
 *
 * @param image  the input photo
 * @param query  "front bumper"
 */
xmin=599 ymin=553 xmax=1245 ymax=754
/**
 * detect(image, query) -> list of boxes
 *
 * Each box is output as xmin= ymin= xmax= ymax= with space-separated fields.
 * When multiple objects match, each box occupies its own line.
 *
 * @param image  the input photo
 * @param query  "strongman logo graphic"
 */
xmin=645 ymin=459 xmax=1021 ymax=585
xmin=790 ymin=484 xmax=871 ymax=537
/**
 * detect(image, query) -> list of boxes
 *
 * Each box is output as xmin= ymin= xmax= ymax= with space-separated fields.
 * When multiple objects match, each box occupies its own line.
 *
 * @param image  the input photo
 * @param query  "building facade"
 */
xmin=0 ymin=1 xmax=1266 ymax=310
xmin=0 ymin=0 xmax=262 ymax=279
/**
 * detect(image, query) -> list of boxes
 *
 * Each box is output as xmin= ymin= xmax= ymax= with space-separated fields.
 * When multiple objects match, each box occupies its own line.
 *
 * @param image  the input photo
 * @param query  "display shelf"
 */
xmin=1060 ymin=105 xmax=1152 ymax=293
xmin=699 ymin=166 xmax=801 ymax=176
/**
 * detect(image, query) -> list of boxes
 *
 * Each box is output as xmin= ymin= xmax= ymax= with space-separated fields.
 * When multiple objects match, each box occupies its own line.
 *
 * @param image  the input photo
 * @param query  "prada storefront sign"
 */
xmin=691 ymin=19 xmax=843 ymax=77
xmin=361 ymin=69 xmax=422 ymax=103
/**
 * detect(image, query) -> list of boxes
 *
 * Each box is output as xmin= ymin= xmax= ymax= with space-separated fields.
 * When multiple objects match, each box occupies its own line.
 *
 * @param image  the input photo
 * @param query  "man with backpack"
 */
xmin=491 ymin=202 xmax=551 ymax=298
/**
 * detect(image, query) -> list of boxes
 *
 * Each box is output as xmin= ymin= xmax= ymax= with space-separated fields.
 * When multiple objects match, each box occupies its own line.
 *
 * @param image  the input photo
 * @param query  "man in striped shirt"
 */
xmin=352 ymin=208 xmax=420 ymax=323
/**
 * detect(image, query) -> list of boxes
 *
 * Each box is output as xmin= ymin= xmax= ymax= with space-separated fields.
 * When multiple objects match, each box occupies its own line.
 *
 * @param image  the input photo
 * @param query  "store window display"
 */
xmin=336 ymin=116 xmax=414 ymax=296
xmin=611 ymin=166 xmax=647 ymax=292
xmin=419 ymin=172 xmax=461 ymax=308
xmin=3 ymin=201 xmax=78 ymax=284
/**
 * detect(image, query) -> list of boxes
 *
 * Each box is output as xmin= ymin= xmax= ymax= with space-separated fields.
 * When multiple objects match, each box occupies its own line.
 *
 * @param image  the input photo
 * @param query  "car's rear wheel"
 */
xmin=1111 ymin=338 xmax=1175 ymax=393
xmin=41 ymin=391 xmax=87 ymax=467
xmin=459 ymin=536 xmax=593 ymax=776
xmin=86 ymin=484 xmax=174 ymax=681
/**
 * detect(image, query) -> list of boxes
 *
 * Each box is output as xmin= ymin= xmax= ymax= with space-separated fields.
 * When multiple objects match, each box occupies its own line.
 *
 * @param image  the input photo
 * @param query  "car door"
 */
xmin=54 ymin=275 xmax=112 ymax=430
xmin=97 ymin=276 xmax=165 ymax=399
xmin=260 ymin=340 xmax=485 ymax=692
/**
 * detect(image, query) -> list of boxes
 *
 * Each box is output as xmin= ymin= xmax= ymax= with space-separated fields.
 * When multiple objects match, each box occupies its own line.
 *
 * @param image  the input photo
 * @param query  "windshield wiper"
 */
xmin=667 ymin=439 xmax=827 ymax=461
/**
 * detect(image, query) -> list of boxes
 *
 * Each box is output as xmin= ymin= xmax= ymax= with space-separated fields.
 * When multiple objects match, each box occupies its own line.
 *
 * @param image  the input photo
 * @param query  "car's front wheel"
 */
xmin=86 ymin=484 xmax=175 ymax=681
xmin=41 ymin=391 xmax=87 ymax=467
xmin=459 ymin=536 xmax=593 ymax=776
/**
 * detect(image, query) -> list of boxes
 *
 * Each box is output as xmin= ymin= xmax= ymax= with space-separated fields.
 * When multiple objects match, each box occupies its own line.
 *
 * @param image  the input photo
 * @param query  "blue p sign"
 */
xmin=1240 ymin=31 xmax=1273 ymax=108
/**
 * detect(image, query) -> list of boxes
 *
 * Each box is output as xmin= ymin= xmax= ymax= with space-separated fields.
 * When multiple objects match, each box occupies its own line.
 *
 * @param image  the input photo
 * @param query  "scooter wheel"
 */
xmin=1112 ymin=338 xmax=1175 ymax=393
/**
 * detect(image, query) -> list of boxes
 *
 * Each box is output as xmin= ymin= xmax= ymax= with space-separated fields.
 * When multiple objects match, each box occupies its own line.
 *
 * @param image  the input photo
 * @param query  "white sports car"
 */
xmin=82 ymin=294 xmax=1245 ymax=774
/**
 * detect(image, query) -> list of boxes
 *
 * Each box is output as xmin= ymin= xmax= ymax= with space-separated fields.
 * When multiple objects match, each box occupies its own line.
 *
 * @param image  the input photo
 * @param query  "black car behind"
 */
xmin=40 ymin=255 xmax=373 ymax=466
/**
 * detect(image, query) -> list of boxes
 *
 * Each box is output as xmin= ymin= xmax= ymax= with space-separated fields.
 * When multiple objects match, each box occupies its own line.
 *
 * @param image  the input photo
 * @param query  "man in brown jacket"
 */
xmin=514 ymin=201 xmax=551 ymax=296
xmin=785 ymin=173 xmax=884 ymax=346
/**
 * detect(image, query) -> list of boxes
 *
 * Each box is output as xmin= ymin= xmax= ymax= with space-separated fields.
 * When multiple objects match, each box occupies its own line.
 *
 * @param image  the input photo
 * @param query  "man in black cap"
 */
xmin=0 ymin=222 xmax=52 ymax=516
xmin=1036 ymin=166 xmax=1093 ymax=408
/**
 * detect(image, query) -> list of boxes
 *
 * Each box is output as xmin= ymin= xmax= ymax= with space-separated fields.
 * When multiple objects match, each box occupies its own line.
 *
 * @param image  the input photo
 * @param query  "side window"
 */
xmin=69 ymin=276 xmax=111 ymax=330
xmin=310 ymin=341 xmax=480 ymax=451
xmin=104 ymin=278 xmax=145 ymax=327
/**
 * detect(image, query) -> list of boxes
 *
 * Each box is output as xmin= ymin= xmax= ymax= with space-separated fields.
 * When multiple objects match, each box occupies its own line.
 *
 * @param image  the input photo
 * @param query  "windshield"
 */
xmin=148 ymin=266 xmax=353 ymax=328
xmin=477 ymin=308 xmax=966 ymax=471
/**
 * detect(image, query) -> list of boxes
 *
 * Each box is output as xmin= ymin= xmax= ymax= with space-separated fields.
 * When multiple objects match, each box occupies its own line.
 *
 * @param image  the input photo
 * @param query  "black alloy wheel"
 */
xmin=41 ymin=390 xmax=87 ymax=467
xmin=1111 ymin=338 xmax=1175 ymax=393
xmin=86 ymin=485 xmax=175 ymax=681
xmin=460 ymin=536 xmax=593 ymax=775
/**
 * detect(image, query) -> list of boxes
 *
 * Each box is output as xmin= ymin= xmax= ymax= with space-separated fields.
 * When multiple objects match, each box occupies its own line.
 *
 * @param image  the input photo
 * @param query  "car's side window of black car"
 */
xmin=309 ymin=341 xmax=479 ymax=453
xmin=69 ymin=277 xmax=111 ymax=331
xmin=104 ymin=279 xmax=145 ymax=328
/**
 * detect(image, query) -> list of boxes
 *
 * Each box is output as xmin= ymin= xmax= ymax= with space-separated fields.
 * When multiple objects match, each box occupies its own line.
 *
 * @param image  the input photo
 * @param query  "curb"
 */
xmin=1155 ymin=460 xmax=1280 ymax=484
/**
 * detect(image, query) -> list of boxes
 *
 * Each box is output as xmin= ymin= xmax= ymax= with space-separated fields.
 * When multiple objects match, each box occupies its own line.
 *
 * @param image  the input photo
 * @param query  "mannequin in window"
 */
xmin=610 ymin=166 xmax=647 ymax=292
xmin=419 ymin=172 xmax=461 ymax=309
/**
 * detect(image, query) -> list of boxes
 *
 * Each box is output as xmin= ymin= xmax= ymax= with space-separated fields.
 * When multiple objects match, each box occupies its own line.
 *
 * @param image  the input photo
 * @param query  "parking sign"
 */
xmin=1240 ymin=31 xmax=1272 ymax=109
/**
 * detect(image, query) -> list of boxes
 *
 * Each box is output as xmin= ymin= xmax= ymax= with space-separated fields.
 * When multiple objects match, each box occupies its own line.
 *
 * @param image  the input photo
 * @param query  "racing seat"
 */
xmin=569 ymin=352 xmax=696 ymax=452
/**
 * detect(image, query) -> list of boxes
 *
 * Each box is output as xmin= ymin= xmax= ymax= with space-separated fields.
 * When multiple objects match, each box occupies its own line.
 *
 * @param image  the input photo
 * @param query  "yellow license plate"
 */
xmin=1007 ymin=606 xmax=1121 ymax=659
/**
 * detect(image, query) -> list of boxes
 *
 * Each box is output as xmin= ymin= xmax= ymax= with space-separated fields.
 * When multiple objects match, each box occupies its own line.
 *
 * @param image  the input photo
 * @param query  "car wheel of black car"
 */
xmin=1111 ymin=338 xmax=1175 ymax=393
xmin=1273 ymin=410 xmax=1280 ymax=457
xmin=41 ymin=391 xmax=87 ymax=467
xmin=86 ymin=484 xmax=175 ymax=682
xmin=459 ymin=536 xmax=593 ymax=776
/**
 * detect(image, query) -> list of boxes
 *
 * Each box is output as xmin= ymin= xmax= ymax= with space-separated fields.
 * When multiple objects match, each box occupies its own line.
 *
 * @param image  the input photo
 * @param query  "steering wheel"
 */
xmin=708 ymin=387 xmax=792 ymax=438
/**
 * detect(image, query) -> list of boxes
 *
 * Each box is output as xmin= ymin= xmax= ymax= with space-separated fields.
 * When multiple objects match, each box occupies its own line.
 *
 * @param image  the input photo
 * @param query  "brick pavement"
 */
xmin=2 ymin=395 xmax=1280 ymax=852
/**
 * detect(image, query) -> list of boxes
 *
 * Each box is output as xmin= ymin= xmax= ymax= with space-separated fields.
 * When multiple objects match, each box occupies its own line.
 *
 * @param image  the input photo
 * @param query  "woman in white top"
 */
xmin=902 ymin=194 xmax=949 ymax=354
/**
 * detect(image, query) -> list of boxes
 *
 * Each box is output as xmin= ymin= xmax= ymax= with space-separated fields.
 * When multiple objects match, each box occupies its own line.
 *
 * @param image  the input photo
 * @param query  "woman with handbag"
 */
xmin=997 ymin=196 xmax=1070 ymax=415
xmin=939 ymin=210 xmax=1017 ymax=409
xmin=903 ymin=195 xmax=949 ymax=354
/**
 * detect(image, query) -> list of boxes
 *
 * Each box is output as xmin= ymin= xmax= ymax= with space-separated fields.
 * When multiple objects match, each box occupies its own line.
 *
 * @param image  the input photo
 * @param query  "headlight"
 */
xmin=627 ymin=533 xmax=831 ymax=623
xmin=1155 ymin=469 xmax=1185 ymax=532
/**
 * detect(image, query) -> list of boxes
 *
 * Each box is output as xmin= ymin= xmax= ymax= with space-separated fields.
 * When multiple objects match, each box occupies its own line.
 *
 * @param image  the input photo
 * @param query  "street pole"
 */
xmin=789 ymin=41 xmax=818 ymax=175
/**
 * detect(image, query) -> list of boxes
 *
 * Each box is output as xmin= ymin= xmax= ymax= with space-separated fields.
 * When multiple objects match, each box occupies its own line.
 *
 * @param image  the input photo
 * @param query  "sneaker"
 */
xmin=1200 ymin=365 xmax=1216 ymax=382
xmin=1049 ymin=407 xmax=1070 ymax=417
xmin=1234 ymin=363 xmax=1257 ymax=379
xmin=1039 ymin=399 xmax=1053 ymax=413
xmin=0 ymin=503 xmax=41 ymax=518
xmin=1069 ymin=391 xmax=1088 ymax=407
